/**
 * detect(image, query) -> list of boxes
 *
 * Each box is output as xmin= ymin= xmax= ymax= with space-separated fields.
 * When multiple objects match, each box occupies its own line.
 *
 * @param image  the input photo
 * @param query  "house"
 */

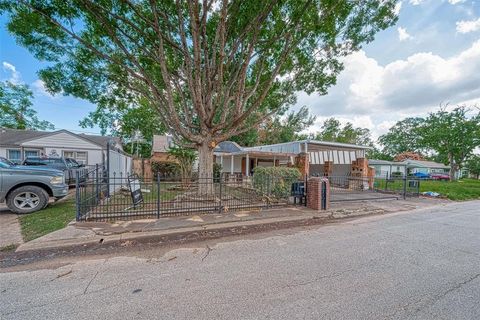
xmin=369 ymin=159 xmax=453 ymax=177
xmin=151 ymin=135 xmax=175 ymax=163
xmin=368 ymin=160 xmax=407 ymax=177
xmin=214 ymin=139 xmax=372 ymax=178
xmin=402 ymin=159 xmax=450 ymax=175
xmin=0 ymin=128 xmax=122 ymax=166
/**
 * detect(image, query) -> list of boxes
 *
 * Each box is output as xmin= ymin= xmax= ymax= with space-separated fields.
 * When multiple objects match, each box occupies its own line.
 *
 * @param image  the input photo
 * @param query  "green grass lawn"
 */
xmin=18 ymin=199 xmax=76 ymax=242
xmin=419 ymin=179 xmax=480 ymax=201
xmin=374 ymin=178 xmax=480 ymax=200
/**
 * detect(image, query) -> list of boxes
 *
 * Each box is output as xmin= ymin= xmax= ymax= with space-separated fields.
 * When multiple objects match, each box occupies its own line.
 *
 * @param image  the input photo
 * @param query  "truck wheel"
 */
xmin=6 ymin=186 xmax=49 ymax=214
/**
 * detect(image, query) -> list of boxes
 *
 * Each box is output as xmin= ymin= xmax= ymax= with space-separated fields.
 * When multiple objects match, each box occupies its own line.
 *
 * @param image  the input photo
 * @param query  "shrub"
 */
xmin=253 ymin=167 xmax=301 ymax=198
xmin=151 ymin=161 xmax=180 ymax=177
xmin=213 ymin=163 xmax=222 ymax=182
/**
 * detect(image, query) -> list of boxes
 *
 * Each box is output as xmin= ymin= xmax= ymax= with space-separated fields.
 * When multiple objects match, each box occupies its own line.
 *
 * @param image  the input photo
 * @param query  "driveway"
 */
xmin=1 ymin=200 xmax=479 ymax=319
xmin=0 ymin=205 xmax=23 ymax=248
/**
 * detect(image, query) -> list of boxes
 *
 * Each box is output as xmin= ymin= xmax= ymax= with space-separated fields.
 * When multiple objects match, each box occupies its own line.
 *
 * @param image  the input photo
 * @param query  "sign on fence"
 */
xmin=128 ymin=175 xmax=143 ymax=207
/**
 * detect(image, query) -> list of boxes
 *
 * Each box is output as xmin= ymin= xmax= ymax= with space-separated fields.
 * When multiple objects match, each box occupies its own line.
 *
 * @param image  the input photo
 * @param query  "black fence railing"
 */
xmin=76 ymin=169 xmax=297 ymax=222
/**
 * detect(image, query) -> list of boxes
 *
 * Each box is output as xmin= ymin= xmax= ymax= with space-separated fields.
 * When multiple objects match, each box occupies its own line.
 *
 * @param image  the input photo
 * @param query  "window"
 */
xmin=24 ymin=150 xmax=40 ymax=158
xmin=6 ymin=149 xmax=21 ymax=163
xmin=63 ymin=151 xmax=88 ymax=165
xmin=76 ymin=152 xmax=87 ymax=164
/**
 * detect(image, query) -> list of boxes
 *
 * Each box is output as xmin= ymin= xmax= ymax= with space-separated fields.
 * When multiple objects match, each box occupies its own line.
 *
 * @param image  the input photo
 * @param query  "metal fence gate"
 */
xmin=325 ymin=175 xmax=420 ymax=203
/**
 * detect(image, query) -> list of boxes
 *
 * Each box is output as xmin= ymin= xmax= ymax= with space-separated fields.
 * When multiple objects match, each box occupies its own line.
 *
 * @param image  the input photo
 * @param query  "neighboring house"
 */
xmin=151 ymin=135 xmax=175 ymax=163
xmin=0 ymin=128 xmax=122 ymax=166
xmin=368 ymin=160 xmax=407 ymax=178
xmin=369 ymin=159 xmax=458 ymax=178
xmin=402 ymin=159 xmax=450 ymax=175
xmin=214 ymin=140 xmax=372 ymax=177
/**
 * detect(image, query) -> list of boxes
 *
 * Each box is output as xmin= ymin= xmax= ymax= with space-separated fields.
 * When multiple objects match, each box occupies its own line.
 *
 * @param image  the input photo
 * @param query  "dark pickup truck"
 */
xmin=0 ymin=157 xmax=68 ymax=214
xmin=22 ymin=156 xmax=88 ymax=185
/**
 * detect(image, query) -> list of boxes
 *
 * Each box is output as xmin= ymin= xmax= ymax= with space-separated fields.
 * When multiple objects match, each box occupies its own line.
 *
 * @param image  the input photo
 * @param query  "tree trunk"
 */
xmin=448 ymin=153 xmax=456 ymax=181
xmin=197 ymin=143 xmax=214 ymax=195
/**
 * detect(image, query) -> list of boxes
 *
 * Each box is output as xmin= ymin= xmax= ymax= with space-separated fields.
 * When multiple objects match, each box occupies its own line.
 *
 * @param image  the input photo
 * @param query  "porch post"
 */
xmin=273 ymin=156 xmax=276 ymax=167
xmin=230 ymin=155 xmax=234 ymax=174
xmin=246 ymin=153 xmax=250 ymax=176
xmin=220 ymin=155 xmax=224 ymax=170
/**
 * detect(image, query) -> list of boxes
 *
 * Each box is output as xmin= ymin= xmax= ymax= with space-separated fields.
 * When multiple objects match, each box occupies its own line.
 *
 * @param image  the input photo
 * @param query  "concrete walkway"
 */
xmin=0 ymin=205 xmax=23 ymax=248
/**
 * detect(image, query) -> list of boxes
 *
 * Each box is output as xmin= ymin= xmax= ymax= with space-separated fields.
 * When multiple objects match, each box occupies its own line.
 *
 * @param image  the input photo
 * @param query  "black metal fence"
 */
xmin=76 ymin=167 xmax=296 ymax=221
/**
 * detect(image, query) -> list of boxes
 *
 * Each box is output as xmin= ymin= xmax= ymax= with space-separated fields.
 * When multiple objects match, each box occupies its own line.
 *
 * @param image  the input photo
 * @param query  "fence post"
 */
xmin=156 ymin=173 xmax=160 ymax=219
xmin=106 ymin=141 xmax=110 ymax=198
xmin=304 ymin=174 xmax=308 ymax=206
xmin=403 ymin=174 xmax=407 ymax=200
xmin=218 ymin=173 xmax=223 ymax=213
xmin=95 ymin=164 xmax=99 ymax=203
xmin=75 ymin=171 xmax=81 ymax=221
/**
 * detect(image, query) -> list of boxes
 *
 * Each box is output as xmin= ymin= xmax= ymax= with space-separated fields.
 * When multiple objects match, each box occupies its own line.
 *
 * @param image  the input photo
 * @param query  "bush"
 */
xmin=253 ymin=167 xmax=301 ymax=198
xmin=151 ymin=161 xmax=180 ymax=177
xmin=213 ymin=163 xmax=222 ymax=182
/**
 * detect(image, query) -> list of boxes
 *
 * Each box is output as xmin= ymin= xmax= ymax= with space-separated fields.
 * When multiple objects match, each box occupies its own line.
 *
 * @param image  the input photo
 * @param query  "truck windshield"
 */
xmin=0 ymin=157 xmax=15 ymax=168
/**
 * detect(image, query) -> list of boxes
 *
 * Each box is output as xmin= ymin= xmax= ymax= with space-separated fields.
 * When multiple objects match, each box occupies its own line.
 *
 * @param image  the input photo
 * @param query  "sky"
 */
xmin=1 ymin=0 xmax=480 ymax=139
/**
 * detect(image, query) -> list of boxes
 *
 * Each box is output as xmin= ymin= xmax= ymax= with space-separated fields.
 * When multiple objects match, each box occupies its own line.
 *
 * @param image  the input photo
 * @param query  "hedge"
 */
xmin=252 ymin=167 xmax=301 ymax=198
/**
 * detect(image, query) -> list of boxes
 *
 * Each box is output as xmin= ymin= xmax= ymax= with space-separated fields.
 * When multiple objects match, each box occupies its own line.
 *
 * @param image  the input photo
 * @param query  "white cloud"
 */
xmin=397 ymin=27 xmax=413 ymax=41
xmin=32 ymin=79 xmax=57 ymax=98
xmin=448 ymin=0 xmax=466 ymax=4
xmin=409 ymin=0 xmax=424 ymax=5
xmin=456 ymin=18 xmax=480 ymax=33
xmin=2 ymin=61 xmax=21 ymax=84
xmin=394 ymin=1 xmax=402 ymax=15
xmin=296 ymin=40 xmax=480 ymax=137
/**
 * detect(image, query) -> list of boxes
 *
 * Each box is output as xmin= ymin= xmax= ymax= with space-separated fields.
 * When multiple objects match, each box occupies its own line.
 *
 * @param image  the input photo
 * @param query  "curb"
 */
xmin=15 ymin=214 xmax=332 ymax=253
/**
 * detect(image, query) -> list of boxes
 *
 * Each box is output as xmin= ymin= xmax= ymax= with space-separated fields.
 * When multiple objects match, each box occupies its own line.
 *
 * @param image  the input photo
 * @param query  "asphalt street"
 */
xmin=1 ymin=200 xmax=480 ymax=319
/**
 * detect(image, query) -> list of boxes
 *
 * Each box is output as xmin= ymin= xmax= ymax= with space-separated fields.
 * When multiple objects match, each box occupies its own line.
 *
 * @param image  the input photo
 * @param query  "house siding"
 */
xmin=19 ymin=132 xmax=103 ymax=166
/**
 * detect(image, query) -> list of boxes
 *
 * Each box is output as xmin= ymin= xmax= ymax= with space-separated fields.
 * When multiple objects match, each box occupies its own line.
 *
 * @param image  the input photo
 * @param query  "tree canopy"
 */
xmin=0 ymin=80 xmax=54 ymax=130
xmin=377 ymin=106 xmax=480 ymax=180
xmin=377 ymin=117 xmax=425 ymax=158
xmin=0 ymin=0 xmax=398 ymax=183
xmin=231 ymin=106 xmax=315 ymax=147
xmin=314 ymin=117 xmax=374 ymax=146
xmin=420 ymin=106 xmax=480 ymax=180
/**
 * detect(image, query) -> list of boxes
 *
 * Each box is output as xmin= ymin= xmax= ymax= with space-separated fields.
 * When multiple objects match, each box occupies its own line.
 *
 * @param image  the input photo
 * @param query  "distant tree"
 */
xmin=80 ymin=100 xmax=166 ymax=157
xmin=1 ymin=0 xmax=398 ymax=194
xmin=232 ymin=106 xmax=315 ymax=146
xmin=315 ymin=118 xmax=374 ymax=146
xmin=0 ymin=81 xmax=54 ymax=130
xmin=421 ymin=106 xmax=480 ymax=181
xmin=466 ymin=155 xmax=480 ymax=179
xmin=377 ymin=117 xmax=425 ymax=158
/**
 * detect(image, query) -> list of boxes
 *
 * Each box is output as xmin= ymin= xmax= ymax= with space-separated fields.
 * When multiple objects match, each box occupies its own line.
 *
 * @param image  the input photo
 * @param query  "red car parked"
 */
xmin=430 ymin=173 xmax=450 ymax=181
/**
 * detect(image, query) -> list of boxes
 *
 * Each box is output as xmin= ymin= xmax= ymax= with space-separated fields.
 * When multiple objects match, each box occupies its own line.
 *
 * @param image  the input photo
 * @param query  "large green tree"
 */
xmin=1 ymin=0 xmax=397 ymax=192
xmin=377 ymin=117 xmax=425 ymax=158
xmin=314 ymin=117 xmax=374 ymax=146
xmin=466 ymin=155 xmax=480 ymax=179
xmin=421 ymin=107 xmax=480 ymax=180
xmin=0 ymin=80 xmax=54 ymax=130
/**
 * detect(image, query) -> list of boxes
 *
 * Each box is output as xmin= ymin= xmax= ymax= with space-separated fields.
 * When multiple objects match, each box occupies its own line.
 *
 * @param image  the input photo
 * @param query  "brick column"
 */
xmin=324 ymin=161 xmax=333 ymax=176
xmin=307 ymin=177 xmax=330 ymax=210
xmin=295 ymin=152 xmax=310 ymax=178
xmin=351 ymin=157 xmax=368 ymax=177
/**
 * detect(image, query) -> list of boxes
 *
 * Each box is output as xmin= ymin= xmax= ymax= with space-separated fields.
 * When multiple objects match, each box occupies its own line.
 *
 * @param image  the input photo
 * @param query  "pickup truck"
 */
xmin=22 ymin=156 xmax=88 ymax=185
xmin=0 ymin=157 xmax=68 ymax=214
